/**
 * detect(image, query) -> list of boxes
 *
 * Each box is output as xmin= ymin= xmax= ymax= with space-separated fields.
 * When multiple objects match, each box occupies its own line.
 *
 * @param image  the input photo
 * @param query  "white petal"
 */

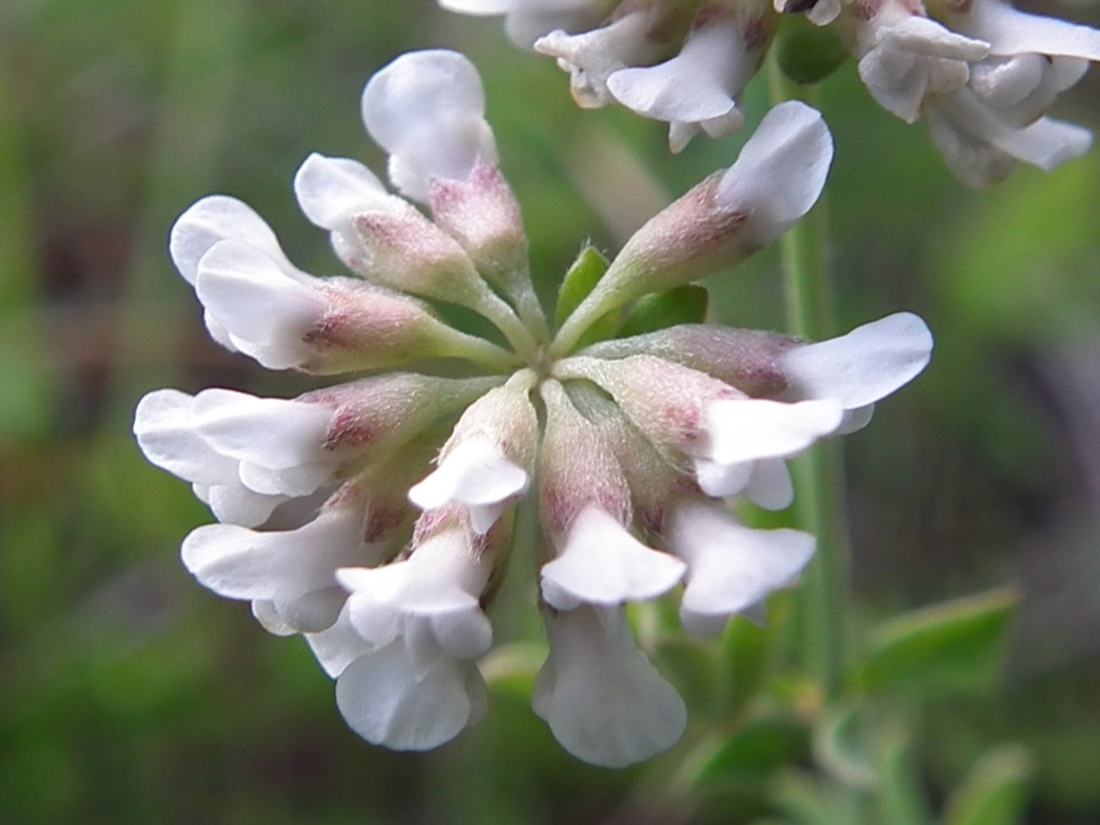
xmin=608 ymin=19 xmax=748 ymax=123
xmin=704 ymin=398 xmax=844 ymax=465
xmin=190 ymin=388 xmax=333 ymax=472
xmin=956 ymin=0 xmax=1100 ymax=61
xmin=408 ymin=436 xmax=528 ymax=530
xmin=858 ymin=48 xmax=931 ymax=123
xmin=194 ymin=240 xmax=323 ymax=368
xmin=180 ymin=506 xmax=372 ymax=605
xmin=666 ymin=499 xmax=815 ymax=636
xmin=361 ymin=50 xmax=497 ymax=201
xmin=540 ymin=507 xmax=685 ymax=609
xmin=931 ymin=89 xmax=1093 ymax=176
xmin=252 ymin=599 xmax=297 ymax=636
xmin=692 ymin=458 xmax=752 ymax=498
xmin=306 ymin=603 xmax=371 ymax=677
xmin=533 ymin=605 xmax=686 ymax=767
xmin=293 ymin=153 xmax=393 ymax=231
xmin=743 ymin=457 xmax=794 ymax=510
xmin=169 ymin=195 xmax=295 ymax=285
xmin=265 ymin=588 xmax=348 ymax=634
xmin=206 ymin=482 xmax=287 ymax=527
xmin=779 ymin=312 xmax=934 ymax=409
xmin=133 ymin=389 xmax=235 ymax=485
xmin=716 ymin=101 xmax=834 ymax=239
xmin=438 ymin=0 xmax=513 ymax=13
xmin=877 ymin=16 xmax=989 ymax=62
xmin=535 ymin=13 xmax=660 ymax=108
xmin=336 ymin=640 xmax=481 ymax=750
xmin=338 ymin=530 xmax=494 ymax=658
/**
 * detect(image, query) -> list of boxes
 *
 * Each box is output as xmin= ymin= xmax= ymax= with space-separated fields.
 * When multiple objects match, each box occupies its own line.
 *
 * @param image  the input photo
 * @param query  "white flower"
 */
xmin=312 ymin=606 xmax=489 ymax=750
xmin=540 ymin=505 xmax=686 ymax=609
xmin=409 ymin=436 xmax=529 ymax=534
xmin=408 ymin=371 xmax=539 ymax=534
xmin=714 ymin=100 xmax=834 ymax=247
xmin=181 ymin=495 xmax=390 ymax=634
xmin=533 ymin=604 xmax=687 ymax=767
xmin=439 ymin=0 xmax=618 ymax=49
xmin=535 ymin=7 xmax=674 ymax=109
xmin=852 ymin=2 xmax=990 ymax=124
xmin=777 ymin=311 xmax=934 ymax=432
xmin=134 ymin=388 xmax=334 ymax=526
xmin=337 ymin=523 xmax=495 ymax=660
xmin=608 ymin=10 xmax=768 ymax=151
xmin=664 ymin=496 xmax=815 ymax=636
xmin=361 ymin=50 xmax=499 ymax=202
xmin=169 ymin=196 xmax=314 ymax=351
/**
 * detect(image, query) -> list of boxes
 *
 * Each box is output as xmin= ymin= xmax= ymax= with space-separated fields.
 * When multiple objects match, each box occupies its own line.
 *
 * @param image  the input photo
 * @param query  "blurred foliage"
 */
xmin=2 ymin=0 xmax=1100 ymax=823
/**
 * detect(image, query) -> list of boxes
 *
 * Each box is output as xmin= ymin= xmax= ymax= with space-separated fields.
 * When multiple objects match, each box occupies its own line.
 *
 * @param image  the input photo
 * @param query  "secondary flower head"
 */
xmin=136 ymin=49 xmax=932 ymax=767
xmin=440 ymin=0 xmax=1100 ymax=183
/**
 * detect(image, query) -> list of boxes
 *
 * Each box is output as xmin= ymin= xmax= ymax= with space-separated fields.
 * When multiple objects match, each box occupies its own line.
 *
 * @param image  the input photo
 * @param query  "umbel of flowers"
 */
xmin=134 ymin=50 xmax=932 ymax=767
xmin=440 ymin=0 xmax=1100 ymax=186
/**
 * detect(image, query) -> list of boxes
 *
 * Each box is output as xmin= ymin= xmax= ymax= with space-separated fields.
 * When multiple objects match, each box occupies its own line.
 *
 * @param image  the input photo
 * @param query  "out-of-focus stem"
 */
xmin=770 ymin=60 xmax=851 ymax=701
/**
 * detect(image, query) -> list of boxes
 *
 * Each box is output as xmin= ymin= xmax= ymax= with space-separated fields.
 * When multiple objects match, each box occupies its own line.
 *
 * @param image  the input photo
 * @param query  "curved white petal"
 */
xmin=540 ymin=507 xmax=685 ymax=609
xmin=190 ymin=388 xmax=333 ymax=472
xmin=336 ymin=640 xmax=483 ymax=751
xmin=337 ymin=529 xmax=494 ymax=659
xmin=134 ymin=389 xmax=234 ymax=484
xmin=361 ymin=50 xmax=498 ymax=201
xmin=194 ymin=240 xmax=324 ymax=369
xmin=533 ymin=605 xmax=686 ymax=767
xmin=693 ymin=457 xmax=753 ymax=498
xmin=953 ymin=0 xmax=1100 ymax=61
xmin=666 ymin=498 xmax=815 ymax=636
xmin=608 ymin=19 xmax=747 ymax=123
xmin=181 ymin=506 xmax=374 ymax=606
xmin=716 ymin=101 xmax=834 ymax=239
xmin=743 ymin=457 xmax=794 ymax=510
xmin=408 ymin=436 xmax=528 ymax=533
xmin=293 ymin=153 xmax=394 ymax=231
xmin=169 ymin=195 xmax=296 ymax=285
xmin=778 ymin=312 xmax=934 ymax=409
xmin=704 ymin=397 xmax=843 ymax=465
xmin=306 ymin=603 xmax=371 ymax=677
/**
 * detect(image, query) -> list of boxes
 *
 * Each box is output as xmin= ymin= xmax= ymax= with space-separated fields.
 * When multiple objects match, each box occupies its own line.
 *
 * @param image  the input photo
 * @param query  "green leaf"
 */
xmin=942 ymin=745 xmax=1035 ymax=825
xmin=555 ymin=244 xmax=610 ymax=326
xmin=776 ymin=16 xmax=849 ymax=86
xmin=555 ymin=245 xmax=620 ymax=348
xmin=651 ymin=635 xmax=725 ymax=717
xmin=855 ymin=587 xmax=1018 ymax=696
xmin=724 ymin=612 xmax=776 ymax=715
xmin=814 ymin=701 xmax=879 ymax=791
xmin=617 ymin=285 xmax=709 ymax=338
xmin=770 ymin=768 xmax=867 ymax=825
xmin=696 ymin=715 xmax=810 ymax=786
xmin=876 ymin=727 xmax=936 ymax=825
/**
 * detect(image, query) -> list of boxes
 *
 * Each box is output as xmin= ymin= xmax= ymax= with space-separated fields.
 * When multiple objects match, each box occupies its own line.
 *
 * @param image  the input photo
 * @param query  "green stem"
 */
xmin=769 ymin=61 xmax=851 ymax=701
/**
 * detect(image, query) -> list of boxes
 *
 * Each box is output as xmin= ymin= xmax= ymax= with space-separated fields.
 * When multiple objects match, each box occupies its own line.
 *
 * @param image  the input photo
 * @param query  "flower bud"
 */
xmin=428 ymin=160 xmax=529 ymax=287
xmin=551 ymin=101 xmax=832 ymax=353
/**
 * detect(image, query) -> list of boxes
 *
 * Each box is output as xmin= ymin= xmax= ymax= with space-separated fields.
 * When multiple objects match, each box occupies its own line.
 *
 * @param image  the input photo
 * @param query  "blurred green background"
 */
xmin=3 ymin=1 xmax=1100 ymax=823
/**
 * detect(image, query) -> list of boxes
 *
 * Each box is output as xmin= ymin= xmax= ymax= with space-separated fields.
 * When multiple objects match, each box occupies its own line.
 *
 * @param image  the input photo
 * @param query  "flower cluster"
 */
xmin=440 ymin=0 xmax=1100 ymax=185
xmin=135 ymin=50 xmax=932 ymax=767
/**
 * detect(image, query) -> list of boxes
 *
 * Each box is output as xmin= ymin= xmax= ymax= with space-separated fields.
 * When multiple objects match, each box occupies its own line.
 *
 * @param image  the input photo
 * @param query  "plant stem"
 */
xmin=769 ymin=61 xmax=852 ymax=701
